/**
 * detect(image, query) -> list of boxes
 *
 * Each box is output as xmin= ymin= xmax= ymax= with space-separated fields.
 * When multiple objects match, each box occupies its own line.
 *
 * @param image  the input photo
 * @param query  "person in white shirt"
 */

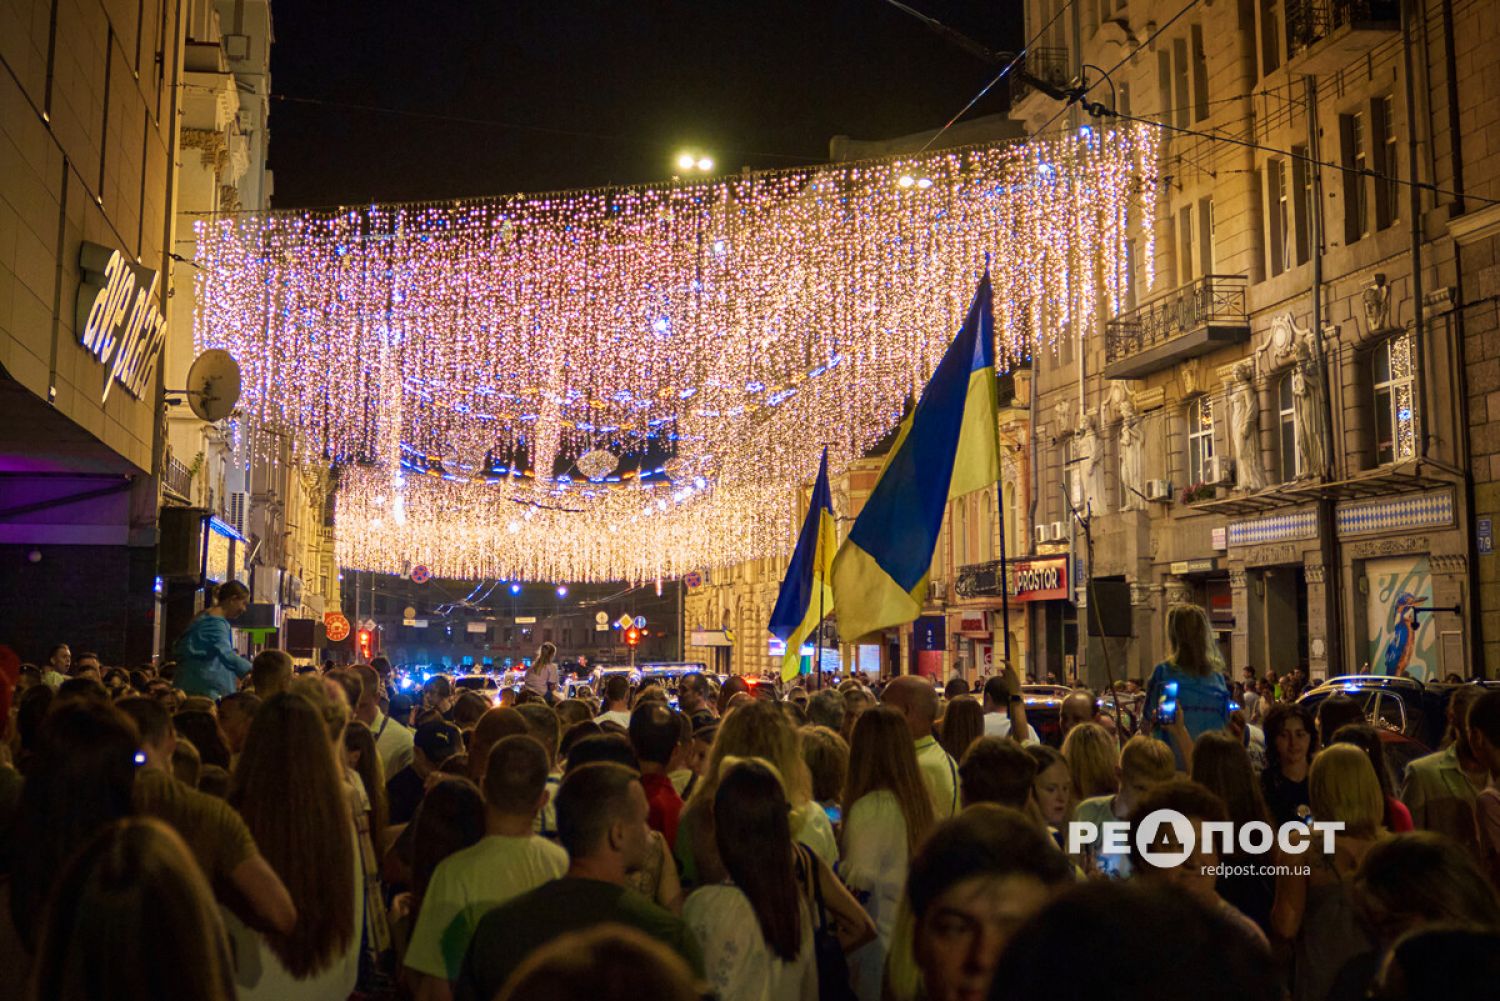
xmin=596 ymin=673 xmax=633 ymax=728
xmin=980 ymin=667 xmax=1040 ymax=744
xmin=404 ymin=734 xmax=568 ymax=1001
xmin=522 ymin=641 xmax=560 ymax=700
xmin=351 ymin=664 xmax=414 ymax=779
xmin=684 ymin=760 xmax=820 ymax=1001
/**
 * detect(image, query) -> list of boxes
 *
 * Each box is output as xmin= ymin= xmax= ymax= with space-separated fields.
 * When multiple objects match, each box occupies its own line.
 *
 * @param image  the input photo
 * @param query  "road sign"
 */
xmin=615 ymin=614 xmax=634 ymax=630
xmin=324 ymin=612 xmax=350 ymax=643
xmin=595 ymin=611 xmax=609 ymax=625
xmin=410 ymin=564 xmax=432 ymax=583
xmin=403 ymin=605 xmax=417 ymax=619
xmin=360 ymin=618 xmax=377 ymax=632
xmin=633 ymin=615 xmax=647 ymax=628
xmin=516 ymin=615 xmax=537 ymax=625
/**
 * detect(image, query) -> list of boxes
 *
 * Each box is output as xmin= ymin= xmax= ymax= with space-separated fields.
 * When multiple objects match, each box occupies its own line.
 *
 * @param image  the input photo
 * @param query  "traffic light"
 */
xmin=625 ymin=627 xmax=640 ymax=647
xmin=357 ymin=629 xmax=372 ymax=659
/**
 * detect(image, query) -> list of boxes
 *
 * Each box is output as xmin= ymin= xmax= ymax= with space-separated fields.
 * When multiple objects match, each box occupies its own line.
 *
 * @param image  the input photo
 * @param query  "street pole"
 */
xmin=997 ymin=463 xmax=1013 ymax=674
xmin=814 ymin=586 xmax=825 ymax=692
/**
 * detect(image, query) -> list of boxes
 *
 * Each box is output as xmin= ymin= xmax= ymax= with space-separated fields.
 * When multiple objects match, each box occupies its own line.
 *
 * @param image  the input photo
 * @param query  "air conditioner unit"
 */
xmin=1050 ymin=521 xmax=1067 ymax=541
xmin=929 ymin=580 xmax=946 ymax=601
xmin=1034 ymin=524 xmax=1052 ymax=546
xmin=227 ymin=491 xmax=249 ymax=536
xmin=1145 ymin=479 xmax=1171 ymax=502
xmin=1205 ymin=456 xmax=1234 ymax=485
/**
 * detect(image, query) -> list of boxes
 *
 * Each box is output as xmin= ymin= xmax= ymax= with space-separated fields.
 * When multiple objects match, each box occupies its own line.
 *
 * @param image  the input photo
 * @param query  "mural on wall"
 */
xmin=1365 ymin=556 xmax=1436 ymax=681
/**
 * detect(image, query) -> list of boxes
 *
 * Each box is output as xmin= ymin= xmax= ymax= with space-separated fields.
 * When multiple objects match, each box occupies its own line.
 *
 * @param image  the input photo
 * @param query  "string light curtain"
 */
xmin=194 ymin=125 xmax=1159 ymax=582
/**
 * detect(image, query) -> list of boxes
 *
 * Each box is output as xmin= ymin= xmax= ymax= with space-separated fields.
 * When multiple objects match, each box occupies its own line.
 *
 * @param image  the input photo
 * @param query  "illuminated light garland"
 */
xmin=194 ymin=127 xmax=1161 ymax=581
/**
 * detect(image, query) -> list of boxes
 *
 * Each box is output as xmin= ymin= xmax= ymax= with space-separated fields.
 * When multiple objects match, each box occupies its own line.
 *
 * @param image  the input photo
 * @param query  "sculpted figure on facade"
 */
xmin=1292 ymin=336 xmax=1327 ymax=478
xmin=1229 ymin=360 xmax=1267 ymax=491
xmin=1117 ymin=395 xmax=1144 ymax=511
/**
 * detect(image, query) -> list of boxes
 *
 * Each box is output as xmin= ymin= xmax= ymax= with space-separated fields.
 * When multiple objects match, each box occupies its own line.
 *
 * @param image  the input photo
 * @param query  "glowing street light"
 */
xmin=555 ymin=585 xmax=569 ymax=598
xmin=674 ymin=151 xmax=716 ymax=176
xmin=676 ymin=152 xmax=696 ymax=170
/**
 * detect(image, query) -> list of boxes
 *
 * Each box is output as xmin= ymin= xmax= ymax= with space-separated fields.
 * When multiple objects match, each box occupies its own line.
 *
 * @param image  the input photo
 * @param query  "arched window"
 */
xmin=1187 ymin=396 xmax=1215 ymax=485
xmin=1277 ymin=373 xmax=1299 ymax=481
xmin=1373 ymin=333 xmax=1417 ymax=464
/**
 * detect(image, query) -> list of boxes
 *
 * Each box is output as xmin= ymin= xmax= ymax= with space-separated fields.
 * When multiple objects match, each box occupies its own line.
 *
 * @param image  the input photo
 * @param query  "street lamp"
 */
xmin=673 ymin=151 xmax=716 ymax=177
xmin=555 ymin=585 xmax=569 ymax=599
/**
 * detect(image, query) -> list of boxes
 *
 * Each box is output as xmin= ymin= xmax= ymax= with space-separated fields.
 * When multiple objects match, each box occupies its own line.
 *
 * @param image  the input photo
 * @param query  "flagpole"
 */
xmin=997 ymin=449 xmax=1012 ymax=675
xmin=814 ymin=584 xmax=824 ymax=692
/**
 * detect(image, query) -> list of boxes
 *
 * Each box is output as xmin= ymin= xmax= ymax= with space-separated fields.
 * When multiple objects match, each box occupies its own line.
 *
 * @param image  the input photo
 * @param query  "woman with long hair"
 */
xmin=936 ymin=695 xmax=984 ymax=763
xmin=1272 ymin=744 xmax=1385 ymax=1001
xmin=344 ymin=721 xmax=390 ymax=854
xmin=841 ymin=706 xmax=935 ymax=1001
xmin=226 ymin=692 xmax=359 ymax=999
xmin=173 ymin=580 xmax=253 ymax=699
xmin=387 ymin=777 xmax=486 ymax=965
xmin=29 ymin=818 xmax=235 ymax=1001
xmin=172 ymin=710 xmax=232 ymax=771
xmin=1261 ymin=702 xmax=1318 ymax=827
xmin=1 ymin=701 xmax=139 ymax=991
xmin=1144 ymin=604 xmax=1231 ymax=767
xmin=683 ymin=759 xmax=816 ymax=1001
xmin=1328 ymin=723 xmax=1414 ymax=833
xmin=1191 ymin=730 xmax=1275 ymax=933
xmin=1023 ymin=744 xmax=1075 ymax=836
xmin=522 ymin=640 xmax=559 ymax=701
xmin=1061 ymin=721 xmax=1119 ymax=800
xmin=676 ymin=699 xmax=836 ymax=888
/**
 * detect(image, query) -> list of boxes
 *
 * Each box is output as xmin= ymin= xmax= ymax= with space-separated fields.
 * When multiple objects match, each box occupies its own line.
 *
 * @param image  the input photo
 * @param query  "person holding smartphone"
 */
xmin=1144 ymin=604 xmax=1232 ymax=769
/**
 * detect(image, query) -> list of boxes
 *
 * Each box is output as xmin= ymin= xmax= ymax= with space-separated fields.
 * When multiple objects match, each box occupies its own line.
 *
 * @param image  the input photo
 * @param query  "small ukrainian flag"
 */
xmin=768 ymin=448 xmax=837 ymax=682
xmin=831 ymin=270 xmax=1000 ymax=642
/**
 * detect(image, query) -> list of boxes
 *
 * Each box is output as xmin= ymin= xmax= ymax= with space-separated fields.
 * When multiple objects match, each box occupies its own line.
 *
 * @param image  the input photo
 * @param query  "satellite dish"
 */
xmin=184 ymin=349 xmax=241 ymax=422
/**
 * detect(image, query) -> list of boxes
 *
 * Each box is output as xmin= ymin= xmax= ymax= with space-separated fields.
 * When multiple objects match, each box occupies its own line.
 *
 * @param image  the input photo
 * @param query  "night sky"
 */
xmin=267 ymin=0 xmax=1024 ymax=208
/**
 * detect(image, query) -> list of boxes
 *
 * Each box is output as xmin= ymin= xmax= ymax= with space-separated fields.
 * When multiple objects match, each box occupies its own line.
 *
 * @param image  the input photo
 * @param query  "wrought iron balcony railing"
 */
xmin=1103 ymin=274 xmax=1250 ymax=380
xmin=1286 ymin=0 xmax=1399 ymax=68
xmin=163 ymin=455 xmax=194 ymax=501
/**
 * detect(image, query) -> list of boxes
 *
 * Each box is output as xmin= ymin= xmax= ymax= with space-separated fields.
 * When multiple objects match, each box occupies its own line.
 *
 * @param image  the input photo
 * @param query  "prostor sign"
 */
xmin=76 ymin=243 xmax=167 ymax=403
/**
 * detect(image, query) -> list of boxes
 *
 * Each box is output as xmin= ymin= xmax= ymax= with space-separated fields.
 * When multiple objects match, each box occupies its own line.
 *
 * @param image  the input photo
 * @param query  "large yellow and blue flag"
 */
xmin=831 ymin=271 xmax=999 ymax=641
xmin=768 ymin=448 xmax=837 ymax=682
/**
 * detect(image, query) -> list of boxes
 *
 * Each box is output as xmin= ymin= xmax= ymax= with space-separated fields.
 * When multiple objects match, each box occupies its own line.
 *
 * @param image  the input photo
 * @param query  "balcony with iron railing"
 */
xmin=1010 ymin=48 xmax=1071 ymax=106
xmin=1103 ymin=274 xmax=1250 ymax=380
xmin=163 ymin=455 xmax=195 ymax=502
xmin=1285 ymin=0 xmax=1399 ymax=75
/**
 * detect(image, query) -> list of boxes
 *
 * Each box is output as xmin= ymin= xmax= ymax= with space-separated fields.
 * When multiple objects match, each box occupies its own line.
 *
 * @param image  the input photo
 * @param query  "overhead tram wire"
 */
xmin=869 ymin=0 xmax=1082 ymax=154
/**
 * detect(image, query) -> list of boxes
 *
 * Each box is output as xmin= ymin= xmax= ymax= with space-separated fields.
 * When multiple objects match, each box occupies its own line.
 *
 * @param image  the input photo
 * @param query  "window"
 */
xmin=1260 ymin=0 xmax=1281 ymax=77
xmin=1178 ymin=198 xmax=1214 ymax=284
xmin=1188 ymin=396 xmax=1215 ymax=485
xmin=1268 ymin=158 xmax=1291 ymax=276
xmin=1190 ymin=26 xmax=1210 ymax=122
xmin=1373 ymin=333 xmax=1417 ymax=464
xmin=1158 ymin=51 xmax=1173 ymax=127
xmin=1179 ymin=206 xmax=1195 ymax=285
xmin=1292 ymin=144 xmax=1313 ymax=265
xmin=1173 ymin=38 xmax=1191 ymax=129
xmin=1341 ymin=111 xmax=1369 ymax=243
xmin=1277 ymin=373 xmax=1300 ymax=481
xmin=1199 ymin=198 xmax=1216 ymax=275
xmin=1372 ymin=95 xmax=1399 ymax=231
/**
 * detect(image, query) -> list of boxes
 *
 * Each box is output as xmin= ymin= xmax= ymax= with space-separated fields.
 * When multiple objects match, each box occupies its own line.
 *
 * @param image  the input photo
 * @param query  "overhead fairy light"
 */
xmin=194 ymin=127 xmax=1160 ymax=582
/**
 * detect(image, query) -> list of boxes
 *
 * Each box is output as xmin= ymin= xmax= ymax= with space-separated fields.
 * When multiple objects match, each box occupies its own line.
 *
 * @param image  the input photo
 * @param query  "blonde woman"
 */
xmin=1145 ymin=604 xmax=1231 ymax=768
xmin=840 ymin=707 xmax=935 ymax=1001
xmin=1271 ymin=744 xmax=1384 ymax=1001
xmin=675 ymin=699 xmax=836 ymax=889
xmin=1060 ymin=722 xmax=1119 ymax=801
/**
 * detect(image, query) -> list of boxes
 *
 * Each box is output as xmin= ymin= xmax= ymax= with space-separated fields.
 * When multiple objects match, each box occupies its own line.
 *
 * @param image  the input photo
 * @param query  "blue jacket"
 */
xmin=173 ymin=614 xmax=252 ymax=699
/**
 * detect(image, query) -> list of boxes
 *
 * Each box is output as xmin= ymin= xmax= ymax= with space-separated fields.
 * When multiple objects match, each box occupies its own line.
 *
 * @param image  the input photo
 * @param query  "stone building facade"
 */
xmin=1012 ymin=0 xmax=1493 ymax=682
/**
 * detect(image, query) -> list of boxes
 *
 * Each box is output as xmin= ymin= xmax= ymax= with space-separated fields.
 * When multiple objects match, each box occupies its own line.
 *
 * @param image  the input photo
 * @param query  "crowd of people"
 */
xmin=2 ymin=595 xmax=1499 ymax=1001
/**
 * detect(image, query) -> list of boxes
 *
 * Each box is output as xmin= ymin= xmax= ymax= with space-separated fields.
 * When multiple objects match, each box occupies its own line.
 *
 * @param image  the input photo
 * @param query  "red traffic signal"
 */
xmin=625 ymin=627 xmax=640 ymax=647
xmin=356 ymin=629 xmax=372 ymax=656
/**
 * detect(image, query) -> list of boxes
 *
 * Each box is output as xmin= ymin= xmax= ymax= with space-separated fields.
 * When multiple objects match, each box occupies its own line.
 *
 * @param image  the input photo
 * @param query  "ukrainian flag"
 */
xmin=831 ymin=271 xmax=1000 ymax=642
xmin=769 ymin=448 xmax=838 ymax=682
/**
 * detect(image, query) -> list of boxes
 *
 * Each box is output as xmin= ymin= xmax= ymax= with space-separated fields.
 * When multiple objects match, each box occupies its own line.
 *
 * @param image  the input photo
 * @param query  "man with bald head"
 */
xmin=882 ymin=675 xmax=959 ymax=819
xmin=1060 ymin=688 xmax=1119 ymax=741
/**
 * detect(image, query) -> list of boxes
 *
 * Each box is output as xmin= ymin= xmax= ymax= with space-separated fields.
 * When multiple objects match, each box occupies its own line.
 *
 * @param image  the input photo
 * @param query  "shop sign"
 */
xmin=957 ymin=611 xmax=989 ymax=634
xmin=76 ymin=243 xmax=167 ymax=403
xmin=1012 ymin=557 xmax=1069 ymax=601
xmin=1211 ymin=527 xmax=1227 ymax=550
xmin=1170 ymin=559 xmax=1219 ymax=575
xmin=324 ymin=612 xmax=351 ymax=642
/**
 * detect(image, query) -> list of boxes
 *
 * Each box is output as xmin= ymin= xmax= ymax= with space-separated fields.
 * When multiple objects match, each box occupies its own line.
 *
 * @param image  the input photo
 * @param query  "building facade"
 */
xmin=0 ymin=0 xmax=186 ymax=664
xmin=1012 ymin=0 xmax=1495 ymax=682
xmin=160 ymin=0 xmax=339 ymax=663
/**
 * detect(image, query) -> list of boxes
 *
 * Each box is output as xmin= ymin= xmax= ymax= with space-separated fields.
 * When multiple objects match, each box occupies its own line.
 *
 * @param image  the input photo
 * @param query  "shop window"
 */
xmin=1277 ymin=373 xmax=1301 ymax=481
xmin=1373 ymin=333 xmax=1417 ymax=464
xmin=1187 ymin=396 xmax=1215 ymax=486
